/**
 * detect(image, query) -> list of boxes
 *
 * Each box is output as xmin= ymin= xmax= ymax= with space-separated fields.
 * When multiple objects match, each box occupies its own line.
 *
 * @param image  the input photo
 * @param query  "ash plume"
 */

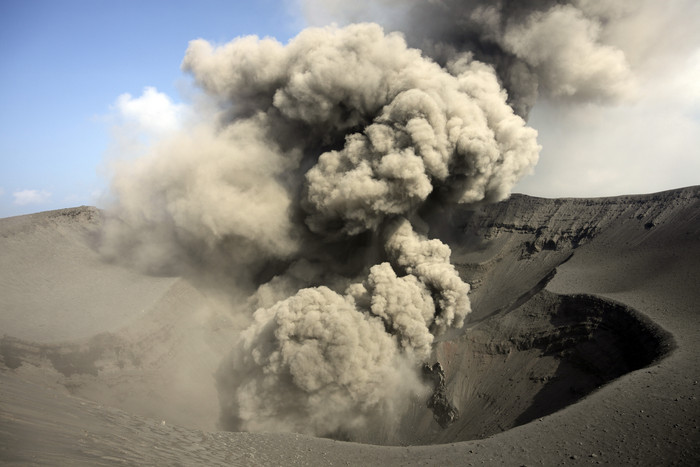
xmin=302 ymin=0 xmax=646 ymax=117
xmin=103 ymin=22 xmax=540 ymax=439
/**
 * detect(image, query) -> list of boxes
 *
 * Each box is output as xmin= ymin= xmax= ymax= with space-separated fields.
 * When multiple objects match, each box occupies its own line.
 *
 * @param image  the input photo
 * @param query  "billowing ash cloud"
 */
xmin=218 ymin=217 xmax=469 ymax=439
xmin=103 ymin=23 xmax=539 ymax=438
xmin=302 ymin=0 xmax=640 ymax=117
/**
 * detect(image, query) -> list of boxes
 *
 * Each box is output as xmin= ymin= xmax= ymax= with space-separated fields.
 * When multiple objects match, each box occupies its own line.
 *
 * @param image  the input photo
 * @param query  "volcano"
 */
xmin=1 ymin=186 xmax=699 ymax=465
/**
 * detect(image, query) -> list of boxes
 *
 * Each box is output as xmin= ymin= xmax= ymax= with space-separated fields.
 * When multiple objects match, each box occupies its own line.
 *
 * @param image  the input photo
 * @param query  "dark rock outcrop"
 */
xmin=423 ymin=362 xmax=459 ymax=429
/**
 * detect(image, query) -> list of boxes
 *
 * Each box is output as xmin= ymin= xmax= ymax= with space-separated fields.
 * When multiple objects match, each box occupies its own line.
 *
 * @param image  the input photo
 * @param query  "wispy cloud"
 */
xmin=13 ymin=189 xmax=52 ymax=205
xmin=102 ymin=86 xmax=192 ymax=163
xmin=113 ymin=86 xmax=187 ymax=136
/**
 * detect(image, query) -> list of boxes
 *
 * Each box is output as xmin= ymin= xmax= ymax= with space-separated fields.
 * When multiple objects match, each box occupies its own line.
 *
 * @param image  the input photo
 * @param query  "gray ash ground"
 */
xmin=2 ymin=186 xmax=700 ymax=465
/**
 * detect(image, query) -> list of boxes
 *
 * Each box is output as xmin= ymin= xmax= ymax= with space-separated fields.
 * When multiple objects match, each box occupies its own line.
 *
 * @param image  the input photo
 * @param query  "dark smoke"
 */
xmin=302 ymin=0 xmax=641 ymax=117
xmin=103 ymin=21 xmax=544 ymax=439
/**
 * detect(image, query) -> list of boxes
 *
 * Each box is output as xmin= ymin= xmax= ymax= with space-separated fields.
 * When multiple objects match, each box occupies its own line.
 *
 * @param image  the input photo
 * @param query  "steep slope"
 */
xmin=0 ymin=207 xmax=240 ymax=430
xmin=0 ymin=207 xmax=178 ymax=343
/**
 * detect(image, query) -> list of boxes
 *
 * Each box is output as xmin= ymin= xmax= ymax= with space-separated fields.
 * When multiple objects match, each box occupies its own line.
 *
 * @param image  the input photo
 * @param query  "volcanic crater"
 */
xmin=1 ymin=187 xmax=698 ymax=465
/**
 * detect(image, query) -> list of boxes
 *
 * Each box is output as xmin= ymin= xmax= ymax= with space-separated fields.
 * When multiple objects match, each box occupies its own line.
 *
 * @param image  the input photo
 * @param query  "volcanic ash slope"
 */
xmin=1 ymin=186 xmax=699 ymax=465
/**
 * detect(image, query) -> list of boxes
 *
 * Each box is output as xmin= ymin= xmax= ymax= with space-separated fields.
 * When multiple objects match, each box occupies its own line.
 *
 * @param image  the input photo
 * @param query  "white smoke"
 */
xmin=104 ymin=22 xmax=540 ymax=438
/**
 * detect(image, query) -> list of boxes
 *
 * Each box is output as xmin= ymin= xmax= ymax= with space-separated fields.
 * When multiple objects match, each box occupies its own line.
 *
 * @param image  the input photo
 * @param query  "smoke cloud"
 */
xmin=103 ymin=21 xmax=542 ymax=438
xmin=217 ymin=216 xmax=471 ymax=439
xmin=299 ymin=1 xmax=700 ymax=199
xmin=301 ymin=0 xmax=646 ymax=117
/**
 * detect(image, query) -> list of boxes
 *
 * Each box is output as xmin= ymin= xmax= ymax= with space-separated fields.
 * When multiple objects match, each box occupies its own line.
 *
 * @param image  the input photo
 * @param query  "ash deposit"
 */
xmin=2 ymin=187 xmax=699 ymax=465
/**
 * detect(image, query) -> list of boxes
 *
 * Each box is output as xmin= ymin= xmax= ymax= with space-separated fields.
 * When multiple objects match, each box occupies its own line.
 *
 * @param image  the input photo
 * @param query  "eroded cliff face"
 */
xmin=447 ymin=187 xmax=700 ymax=321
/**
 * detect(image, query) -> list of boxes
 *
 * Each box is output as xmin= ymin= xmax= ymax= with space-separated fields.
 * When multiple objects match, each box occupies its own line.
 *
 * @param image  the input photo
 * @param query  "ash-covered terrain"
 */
xmin=2 ymin=186 xmax=698 ymax=465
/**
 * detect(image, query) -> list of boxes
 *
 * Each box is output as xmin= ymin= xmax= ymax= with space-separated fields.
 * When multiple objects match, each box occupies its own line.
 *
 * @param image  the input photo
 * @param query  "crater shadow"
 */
xmin=398 ymin=289 xmax=675 ymax=445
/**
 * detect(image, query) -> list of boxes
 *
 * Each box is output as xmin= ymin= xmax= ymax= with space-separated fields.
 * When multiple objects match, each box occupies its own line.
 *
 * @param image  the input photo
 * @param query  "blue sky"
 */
xmin=1 ymin=1 xmax=699 ymax=217
xmin=0 ymin=0 xmax=300 ymax=217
